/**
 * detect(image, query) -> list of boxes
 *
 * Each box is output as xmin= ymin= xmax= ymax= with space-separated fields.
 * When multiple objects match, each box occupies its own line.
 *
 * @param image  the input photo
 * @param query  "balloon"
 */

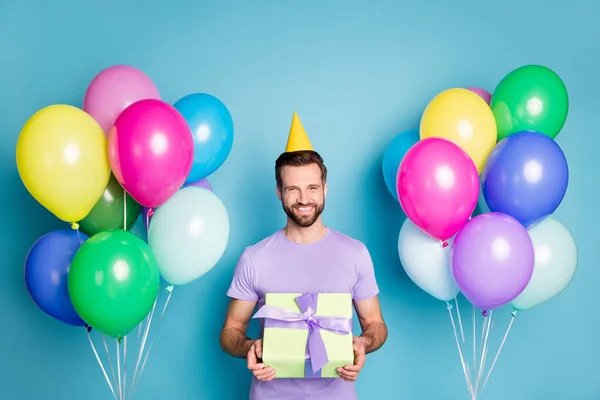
xmin=108 ymin=99 xmax=194 ymax=208
xmin=78 ymin=174 xmax=141 ymax=236
xmin=148 ymin=187 xmax=230 ymax=285
xmin=398 ymin=219 xmax=458 ymax=301
xmin=140 ymin=179 xmax=214 ymax=232
xmin=482 ymin=131 xmax=569 ymax=229
xmin=185 ymin=178 xmax=213 ymax=191
xmin=451 ymin=212 xmax=535 ymax=311
xmin=16 ymin=104 xmax=111 ymax=223
xmin=83 ymin=65 xmax=161 ymax=134
xmin=397 ymin=138 xmax=479 ymax=243
xmin=466 ymin=87 xmax=492 ymax=105
xmin=382 ymin=129 xmax=419 ymax=200
xmin=68 ymin=230 xmax=160 ymax=338
xmin=491 ymin=64 xmax=568 ymax=140
xmin=510 ymin=217 xmax=577 ymax=311
xmin=420 ymin=88 xmax=497 ymax=173
xmin=173 ymin=93 xmax=234 ymax=183
xmin=25 ymin=229 xmax=88 ymax=326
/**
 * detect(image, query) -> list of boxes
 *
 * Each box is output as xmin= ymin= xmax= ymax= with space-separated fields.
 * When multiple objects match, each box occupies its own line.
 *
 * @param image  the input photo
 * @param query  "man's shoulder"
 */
xmin=240 ymin=230 xmax=283 ymax=259
xmin=327 ymin=227 xmax=368 ymax=255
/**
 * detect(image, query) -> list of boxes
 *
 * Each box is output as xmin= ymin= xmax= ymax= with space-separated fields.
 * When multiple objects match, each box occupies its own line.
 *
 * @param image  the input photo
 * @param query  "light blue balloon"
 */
xmin=382 ymin=129 xmax=419 ymax=200
xmin=174 ymin=93 xmax=234 ymax=184
xmin=510 ymin=217 xmax=577 ymax=311
xmin=398 ymin=219 xmax=459 ymax=301
xmin=148 ymin=187 xmax=230 ymax=285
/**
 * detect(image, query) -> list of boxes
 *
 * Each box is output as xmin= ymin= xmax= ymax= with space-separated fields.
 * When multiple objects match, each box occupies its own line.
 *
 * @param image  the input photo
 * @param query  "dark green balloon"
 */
xmin=491 ymin=64 xmax=568 ymax=141
xmin=78 ymin=174 xmax=141 ymax=236
xmin=68 ymin=230 xmax=160 ymax=338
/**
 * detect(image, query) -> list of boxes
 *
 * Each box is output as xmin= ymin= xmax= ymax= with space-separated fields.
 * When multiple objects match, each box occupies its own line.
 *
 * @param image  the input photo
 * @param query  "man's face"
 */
xmin=277 ymin=163 xmax=327 ymax=228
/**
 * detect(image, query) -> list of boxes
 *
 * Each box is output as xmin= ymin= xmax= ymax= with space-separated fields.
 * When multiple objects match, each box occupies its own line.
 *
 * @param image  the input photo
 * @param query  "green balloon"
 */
xmin=491 ymin=64 xmax=568 ymax=141
xmin=68 ymin=230 xmax=160 ymax=338
xmin=78 ymin=174 xmax=141 ymax=236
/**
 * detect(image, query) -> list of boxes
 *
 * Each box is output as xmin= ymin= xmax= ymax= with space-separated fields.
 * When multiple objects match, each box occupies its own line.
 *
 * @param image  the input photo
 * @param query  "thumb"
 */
xmin=255 ymin=339 xmax=263 ymax=358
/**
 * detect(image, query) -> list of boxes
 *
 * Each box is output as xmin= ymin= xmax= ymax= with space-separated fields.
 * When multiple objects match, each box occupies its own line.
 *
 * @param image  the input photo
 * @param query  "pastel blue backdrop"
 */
xmin=1 ymin=1 xmax=598 ymax=399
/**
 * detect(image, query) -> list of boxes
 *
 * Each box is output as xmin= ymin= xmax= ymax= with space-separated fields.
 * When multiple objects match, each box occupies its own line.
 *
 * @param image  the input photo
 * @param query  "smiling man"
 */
xmin=220 ymin=112 xmax=387 ymax=400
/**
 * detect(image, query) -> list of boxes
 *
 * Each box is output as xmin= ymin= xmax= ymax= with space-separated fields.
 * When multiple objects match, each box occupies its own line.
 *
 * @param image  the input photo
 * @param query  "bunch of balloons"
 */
xmin=18 ymin=64 xmax=234 ymax=339
xmin=383 ymin=64 xmax=577 ymax=314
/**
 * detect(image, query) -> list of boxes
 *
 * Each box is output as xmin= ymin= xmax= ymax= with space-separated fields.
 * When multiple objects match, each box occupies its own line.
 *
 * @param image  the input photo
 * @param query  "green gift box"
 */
xmin=252 ymin=292 xmax=354 ymax=378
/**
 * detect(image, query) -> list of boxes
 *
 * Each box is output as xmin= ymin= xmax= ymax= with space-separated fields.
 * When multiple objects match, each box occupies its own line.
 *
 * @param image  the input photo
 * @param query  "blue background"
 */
xmin=1 ymin=1 xmax=598 ymax=399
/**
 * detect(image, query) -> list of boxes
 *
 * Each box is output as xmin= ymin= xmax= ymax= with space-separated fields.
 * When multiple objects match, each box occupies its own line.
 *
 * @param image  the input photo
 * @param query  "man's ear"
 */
xmin=276 ymin=186 xmax=282 ymax=200
xmin=324 ymin=183 xmax=328 ymax=198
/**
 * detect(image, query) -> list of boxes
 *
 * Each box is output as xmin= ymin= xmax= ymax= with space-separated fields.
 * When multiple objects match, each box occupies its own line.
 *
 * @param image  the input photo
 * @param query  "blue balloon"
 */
xmin=482 ymin=131 xmax=569 ymax=229
xmin=174 ymin=93 xmax=234 ymax=183
xmin=382 ymin=129 xmax=420 ymax=200
xmin=25 ymin=229 xmax=88 ymax=326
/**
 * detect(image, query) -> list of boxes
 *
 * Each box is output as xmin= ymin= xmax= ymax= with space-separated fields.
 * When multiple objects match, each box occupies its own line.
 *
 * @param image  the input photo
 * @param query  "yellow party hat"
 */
xmin=285 ymin=112 xmax=313 ymax=152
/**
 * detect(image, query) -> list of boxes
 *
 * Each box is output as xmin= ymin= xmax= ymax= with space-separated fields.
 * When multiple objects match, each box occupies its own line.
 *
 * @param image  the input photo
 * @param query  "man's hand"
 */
xmin=337 ymin=336 xmax=367 ymax=382
xmin=247 ymin=339 xmax=276 ymax=382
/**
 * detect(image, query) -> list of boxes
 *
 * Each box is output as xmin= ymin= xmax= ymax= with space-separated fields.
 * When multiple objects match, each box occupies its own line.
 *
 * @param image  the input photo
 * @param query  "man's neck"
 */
xmin=282 ymin=220 xmax=327 ymax=244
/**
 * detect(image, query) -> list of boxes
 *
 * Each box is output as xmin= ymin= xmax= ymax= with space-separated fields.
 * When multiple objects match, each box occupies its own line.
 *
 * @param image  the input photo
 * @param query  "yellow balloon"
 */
xmin=16 ymin=104 xmax=111 ymax=223
xmin=420 ymin=88 xmax=497 ymax=173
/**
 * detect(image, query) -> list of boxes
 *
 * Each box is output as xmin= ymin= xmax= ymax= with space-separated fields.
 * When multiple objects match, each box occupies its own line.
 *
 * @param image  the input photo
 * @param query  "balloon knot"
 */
xmin=166 ymin=285 xmax=174 ymax=293
xmin=71 ymin=222 xmax=80 ymax=230
xmin=117 ymin=337 xmax=123 ymax=344
xmin=481 ymin=310 xmax=488 ymax=317
xmin=85 ymin=324 xmax=92 ymax=333
xmin=441 ymin=241 xmax=449 ymax=248
xmin=147 ymin=209 xmax=154 ymax=217
xmin=510 ymin=310 xmax=517 ymax=318
xmin=446 ymin=301 xmax=454 ymax=311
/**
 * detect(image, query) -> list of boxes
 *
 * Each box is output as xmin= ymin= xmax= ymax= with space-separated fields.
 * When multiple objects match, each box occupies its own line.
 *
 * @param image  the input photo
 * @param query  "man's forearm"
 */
xmin=359 ymin=321 xmax=388 ymax=354
xmin=220 ymin=327 xmax=255 ymax=358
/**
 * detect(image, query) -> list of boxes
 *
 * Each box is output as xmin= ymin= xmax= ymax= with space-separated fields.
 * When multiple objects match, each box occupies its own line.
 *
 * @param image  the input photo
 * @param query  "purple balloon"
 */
xmin=466 ymin=87 xmax=492 ymax=105
xmin=141 ymin=179 xmax=212 ymax=231
xmin=451 ymin=212 xmax=534 ymax=311
xmin=185 ymin=178 xmax=213 ymax=191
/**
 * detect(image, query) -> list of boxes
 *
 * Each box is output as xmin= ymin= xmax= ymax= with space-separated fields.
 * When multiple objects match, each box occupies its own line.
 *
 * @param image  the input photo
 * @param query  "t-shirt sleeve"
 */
xmin=352 ymin=245 xmax=380 ymax=301
xmin=226 ymin=249 xmax=259 ymax=302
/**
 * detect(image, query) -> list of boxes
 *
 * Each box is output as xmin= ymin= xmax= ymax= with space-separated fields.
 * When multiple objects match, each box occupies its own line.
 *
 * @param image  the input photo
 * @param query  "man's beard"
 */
xmin=282 ymin=201 xmax=325 ymax=228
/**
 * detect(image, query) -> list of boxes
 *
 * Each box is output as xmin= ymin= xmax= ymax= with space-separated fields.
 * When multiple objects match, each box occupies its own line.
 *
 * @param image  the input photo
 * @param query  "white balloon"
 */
xmin=398 ymin=219 xmax=459 ymax=301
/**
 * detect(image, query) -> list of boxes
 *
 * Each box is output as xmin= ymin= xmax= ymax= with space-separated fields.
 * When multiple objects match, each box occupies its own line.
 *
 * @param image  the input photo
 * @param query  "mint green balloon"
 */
xmin=148 ymin=187 xmax=230 ymax=285
xmin=510 ymin=217 xmax=577 ymax=311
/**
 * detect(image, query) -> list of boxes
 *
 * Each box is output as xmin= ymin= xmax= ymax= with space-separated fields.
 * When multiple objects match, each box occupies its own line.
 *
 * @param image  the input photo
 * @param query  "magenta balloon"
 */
xmin=108 ymin=99 xmax=194 ymax=208
xmin=84 ymin=65 xmax=161 ymax=134
xmin=466 ymin=87 xmax=492 ymax=105
xmin=451 ymin=212 xmax=535 ymax=311
xmin=397 ymin=138 xmax=479 ymax=243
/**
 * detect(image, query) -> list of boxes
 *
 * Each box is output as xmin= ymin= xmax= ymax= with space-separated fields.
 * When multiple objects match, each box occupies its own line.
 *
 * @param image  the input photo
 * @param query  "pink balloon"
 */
xmin=397 ymin=138 xmax=479 ymax=243
xmin=108 ymin=99 xmax=194 ymax=208
xmin=84 ymin=65 xmax=161 ymax=134
xmin=466 ymin=87 xmax=492 ymax=105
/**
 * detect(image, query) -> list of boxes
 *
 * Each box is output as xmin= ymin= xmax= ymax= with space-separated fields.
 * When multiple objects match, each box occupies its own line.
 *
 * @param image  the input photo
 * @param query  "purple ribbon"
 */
xmin=252 ymin=293 xmax=352 ymax=376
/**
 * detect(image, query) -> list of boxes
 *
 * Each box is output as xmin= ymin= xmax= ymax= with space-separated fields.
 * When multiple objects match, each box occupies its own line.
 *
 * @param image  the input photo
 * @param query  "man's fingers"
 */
xmin=254 ymin=366 xmax=275 ymax=381
xmin=337 ymin=368 xmax=358 ymax=382
xmin=354 ymin=351 xmax=366 ymax=368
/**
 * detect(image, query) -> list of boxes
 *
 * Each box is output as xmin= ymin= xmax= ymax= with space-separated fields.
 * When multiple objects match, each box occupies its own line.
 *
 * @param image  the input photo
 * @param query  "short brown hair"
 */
xmin=275 ymin=150 xmax=328 ymax=189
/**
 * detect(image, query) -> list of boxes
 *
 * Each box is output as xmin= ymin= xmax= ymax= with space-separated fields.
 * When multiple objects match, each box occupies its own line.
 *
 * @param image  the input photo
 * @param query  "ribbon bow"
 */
xmin=252 ymin=293 xmax=351 ymax=374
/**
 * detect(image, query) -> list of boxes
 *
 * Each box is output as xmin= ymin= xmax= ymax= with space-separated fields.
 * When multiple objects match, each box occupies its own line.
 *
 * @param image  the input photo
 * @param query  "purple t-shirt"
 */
xmin=226 ymin=227 xmax=380 ymax=400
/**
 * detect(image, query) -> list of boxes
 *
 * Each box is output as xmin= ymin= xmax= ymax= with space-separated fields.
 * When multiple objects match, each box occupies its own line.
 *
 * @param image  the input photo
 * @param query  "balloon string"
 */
xmin=481 ymin=311 xmax=517 ymax=391
xmin=454 ymin=296 xmax=465 ymax=342
xmin=116 ymin=339 xmax=123 ymax=400
xmin=474 ymin=310 xmax=493 ymax=397
xmin=86 ymin=328 xmax=117 ymax=400
xmin=123 ymin=188 xmax=127 ymax=231
xmin=446 ymin=302 xmax=474 ymax=398
xmin=129 ymin=297 xmax=157 ymax=397
xmin=129 ymin=285 xmax=174 ymax=399
xmin=472 ymin=305 xmax=477 ymax=384
xmin=123 ymin=335 xmax=128 ymax=399
xmin=102 ymin=335 xmax=118 ymax=392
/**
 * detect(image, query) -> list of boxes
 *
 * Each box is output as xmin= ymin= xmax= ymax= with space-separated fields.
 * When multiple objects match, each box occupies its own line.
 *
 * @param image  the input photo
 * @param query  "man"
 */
xmin=220 ymin=112 xmax=387 ymax=400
